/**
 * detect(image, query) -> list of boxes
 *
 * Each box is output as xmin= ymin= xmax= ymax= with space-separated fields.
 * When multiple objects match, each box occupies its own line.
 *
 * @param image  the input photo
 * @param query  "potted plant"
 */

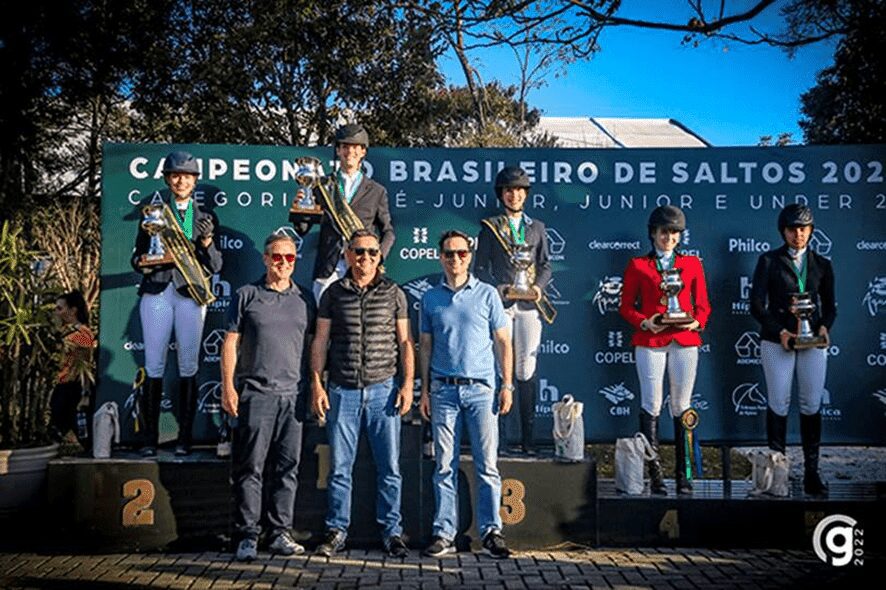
xmin=0 ymin=220 xmax=61 ymax=518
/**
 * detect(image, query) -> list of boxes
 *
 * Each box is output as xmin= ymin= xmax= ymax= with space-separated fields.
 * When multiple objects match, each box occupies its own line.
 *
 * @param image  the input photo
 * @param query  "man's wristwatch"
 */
xmin=501 ymin=383 xmax=515 ymax=392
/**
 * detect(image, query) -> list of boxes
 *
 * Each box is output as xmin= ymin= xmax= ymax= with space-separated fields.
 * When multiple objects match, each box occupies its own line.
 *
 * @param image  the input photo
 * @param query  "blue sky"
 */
xmin=438 ymin=3 xmax=838 ymax=146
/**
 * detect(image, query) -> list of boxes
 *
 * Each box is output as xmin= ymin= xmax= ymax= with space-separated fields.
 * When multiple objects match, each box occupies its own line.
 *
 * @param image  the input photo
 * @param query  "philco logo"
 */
xmin=731 ymin=382 xmax=767 ymax=416
xmin=545 ymin=227 xmax=566 ymax=261
xmin=734 ymin=331 xmax=762 ymax=365
xmin=599 ymin=383 xmax=634 ymax=416
xmin=202 ymin=329 xmax=226 ymax=363
xmin=728 ymin=237 xmax=770 ymax=253
xmin=809 ymin=228 xmax=833 ymax=257
xmin=538 ymin=339 xmax=570 ymax=355
xmin=862 ymin=277 xmax=886 ymax=317
xmin=731 ymin=276 xmax=752 ymax=315
xmin=198 ymin=381 xmax=223 ymax=414
xmin=412 ymin=227 xmax=429 ymax=244
xmin=208 ymin=274 xmax=232 ymax=312
xmin=272 ymin=226 xmax=304 ymax=258
xmin=592 ymin=276 xmax=623 ymax=315
xmin=536 ymin=378 xmax=560 ymax=415
xmin=813 ymin=514 xmax=864 ymax=567
xmin=219 ymin=235 xmax=245 ymax=250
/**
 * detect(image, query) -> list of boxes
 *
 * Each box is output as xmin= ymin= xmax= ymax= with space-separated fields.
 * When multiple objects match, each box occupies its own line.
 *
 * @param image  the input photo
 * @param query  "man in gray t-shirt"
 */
xmin=221 ymin=233 xmax=315 ymax=562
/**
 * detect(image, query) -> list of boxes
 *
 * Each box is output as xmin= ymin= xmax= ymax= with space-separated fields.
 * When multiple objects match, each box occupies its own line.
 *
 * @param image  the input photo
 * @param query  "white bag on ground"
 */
xmin=747 ymin=450 xmax=790 ymax=497
xmin=552 ymin=395 xmax=584 ymax=462
xmin=615 ymin=432 xmax=657 ymax=495
xmin=92 ymin=401 xmax=120 ymax=459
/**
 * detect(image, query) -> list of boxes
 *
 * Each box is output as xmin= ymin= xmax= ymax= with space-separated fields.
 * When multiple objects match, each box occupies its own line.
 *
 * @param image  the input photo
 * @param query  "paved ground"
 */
xmin=0 ymin=547 xmax=880 ymax=589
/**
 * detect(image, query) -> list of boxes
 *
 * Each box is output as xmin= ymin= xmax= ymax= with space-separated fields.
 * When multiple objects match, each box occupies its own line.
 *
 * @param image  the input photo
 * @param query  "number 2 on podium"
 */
xmin=122 ymin=479 xmax=155 ymax=527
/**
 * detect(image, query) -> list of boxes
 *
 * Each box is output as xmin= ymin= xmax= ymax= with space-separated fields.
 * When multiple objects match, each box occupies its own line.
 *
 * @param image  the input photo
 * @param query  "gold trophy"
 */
xmin=789 ymin=292 xmax=828 ymax=349
xmin=138 ymin=205 xmax=175 ymax=267
xmin=288 ymin=156 xmax=326 ymax=223
xmin=504 ymin=244 xmax=538 ymax=301
xmin=654 ymin=268 xmax=695 ymax=326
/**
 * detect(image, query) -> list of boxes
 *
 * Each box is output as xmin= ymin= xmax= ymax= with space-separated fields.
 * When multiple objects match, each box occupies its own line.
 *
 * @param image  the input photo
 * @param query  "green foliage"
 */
xmin=799 ymin=1 xmax=886 ymax=144
xmin=0 ymin=221 xmax=55 ymax=449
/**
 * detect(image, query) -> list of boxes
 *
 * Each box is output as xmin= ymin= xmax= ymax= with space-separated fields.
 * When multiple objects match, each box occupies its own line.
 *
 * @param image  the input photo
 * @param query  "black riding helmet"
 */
xmin=335 ymin=124 xmax=369 ymax=148
xmin=647 ymin=205 xmax=686 ymax=236
xmin=777 ymin=204 xmax=814 ymax=234
xmin=162 ymin=151 xmax=200 ymax=176
xmin=494 ymin=166 xmax=531 ymax=203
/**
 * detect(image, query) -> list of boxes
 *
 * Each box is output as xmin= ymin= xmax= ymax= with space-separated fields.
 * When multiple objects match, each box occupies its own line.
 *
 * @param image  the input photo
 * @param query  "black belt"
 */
xmin=435 ymin=377 xmax=487 ymax=386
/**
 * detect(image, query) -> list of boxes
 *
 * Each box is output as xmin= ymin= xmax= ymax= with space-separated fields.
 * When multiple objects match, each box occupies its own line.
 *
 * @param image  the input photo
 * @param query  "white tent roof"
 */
xmin=538 ymin=117 xmax=710 ymax=148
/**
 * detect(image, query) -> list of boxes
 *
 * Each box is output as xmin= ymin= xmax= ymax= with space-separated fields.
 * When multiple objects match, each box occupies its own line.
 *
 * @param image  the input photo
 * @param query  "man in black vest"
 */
xmin=310 ymin=229 xmax=414 ymax=558
xmin=292 ymin=124 xmax=396 ymax=303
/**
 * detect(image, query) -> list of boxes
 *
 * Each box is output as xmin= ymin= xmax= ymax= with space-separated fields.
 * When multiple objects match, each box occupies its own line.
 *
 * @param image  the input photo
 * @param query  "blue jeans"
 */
xmin=232 ymin=388 xmax=303 ymax=540
xmin=325 ymin=378 xmax=403 ymax=540
xmin=430 ymin=381 xmax=502 ymax=541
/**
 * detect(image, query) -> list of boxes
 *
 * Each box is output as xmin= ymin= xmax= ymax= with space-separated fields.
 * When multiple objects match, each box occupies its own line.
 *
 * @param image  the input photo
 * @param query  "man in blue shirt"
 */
xmin=221 ymin=233 xmax=315 ymax=562
xmin=419 ymin=229 xmax=514 ymax=559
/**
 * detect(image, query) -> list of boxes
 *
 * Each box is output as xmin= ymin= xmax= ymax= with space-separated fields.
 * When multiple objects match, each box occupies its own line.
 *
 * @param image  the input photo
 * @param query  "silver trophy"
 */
xmin=655 ymin=267 xmax=695 ymax=326
xmin=504 ymin=244 xmax=537 ymax=301
xmin=288 ymin=156 xmax=325 ymax=221
xmin=138 ymin=205 xmax=174 ymax=267
xmin=789 ymin=292 xmax=828 ymax=349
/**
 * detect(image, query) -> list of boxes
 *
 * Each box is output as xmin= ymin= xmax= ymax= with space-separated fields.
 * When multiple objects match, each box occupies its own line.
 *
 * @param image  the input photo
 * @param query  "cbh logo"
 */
xmin=813 ymin=514 xmax=864 ymax=567
xmin=598 ymin=383 xmax=634 ymax=416
xmin=592 ymin=276 xmax=623 ymax=315
xmin=734 ymin=331 xmax=761 ymax=365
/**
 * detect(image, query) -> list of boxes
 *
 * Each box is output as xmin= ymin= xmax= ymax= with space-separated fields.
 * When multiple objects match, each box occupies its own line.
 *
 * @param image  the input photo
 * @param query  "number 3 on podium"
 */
xmin=500 ymin=478 xmax=526 ymax=525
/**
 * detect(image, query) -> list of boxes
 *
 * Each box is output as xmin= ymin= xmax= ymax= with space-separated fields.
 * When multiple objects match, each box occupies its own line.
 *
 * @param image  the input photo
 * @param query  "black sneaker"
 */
xmin=315 ymin=529 xmax=346 ymax=557
xmin=384 ymin=535 xmax=409 ymax=558
xmin=422 ymin=536 xmax=456 ymax=558
xmin=482 ymin=531 xmax=511 ymax=559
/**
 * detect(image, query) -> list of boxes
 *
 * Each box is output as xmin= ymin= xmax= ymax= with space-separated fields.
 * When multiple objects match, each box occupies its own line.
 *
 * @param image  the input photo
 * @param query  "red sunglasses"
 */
xmin=270 ymin=253 xmax=296 ymax=263
xmin=442 ymin=249 xmax=471 ymax=260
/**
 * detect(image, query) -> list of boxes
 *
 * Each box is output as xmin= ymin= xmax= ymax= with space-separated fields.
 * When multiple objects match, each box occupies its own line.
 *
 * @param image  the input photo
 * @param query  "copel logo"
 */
xmin=813 ymin=514 xmax=864 ymax=567
xmin=412 ymin=227 xmax=429 ymax=244
xmin=734 ymin=331 xmax=761 ymax=365
xmin=592 ymin=276 xmax=623 ymax=315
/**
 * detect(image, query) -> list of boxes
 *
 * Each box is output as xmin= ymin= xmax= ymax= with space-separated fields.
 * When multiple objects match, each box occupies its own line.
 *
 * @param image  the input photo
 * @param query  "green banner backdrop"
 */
xmin=100 ymin=143 xmax=886 ymax=445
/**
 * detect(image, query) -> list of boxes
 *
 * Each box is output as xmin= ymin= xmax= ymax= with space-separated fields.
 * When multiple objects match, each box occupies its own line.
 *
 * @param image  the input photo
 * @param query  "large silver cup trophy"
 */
xmin=504 ymin=244 xmax=538 ymax=301
xmin=788 ymin=292 xmax=828 ymax=349
xmin=288 ymin=156 xmax=325 ymax=222
xmin=138 ymin=205 xmax=174 ymax=267
xmin=654 ymin=267 xmax=695 ymax=326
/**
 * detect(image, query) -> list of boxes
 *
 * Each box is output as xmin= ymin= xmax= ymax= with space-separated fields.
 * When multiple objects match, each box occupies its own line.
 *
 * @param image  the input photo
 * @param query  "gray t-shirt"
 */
xmin=226 ymin=277 xmax=315 ymax=395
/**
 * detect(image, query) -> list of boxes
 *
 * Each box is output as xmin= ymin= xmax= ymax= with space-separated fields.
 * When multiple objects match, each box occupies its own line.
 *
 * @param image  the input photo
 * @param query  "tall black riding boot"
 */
xmin=673 ymin=416 xmax=694 ymax=495
xmin=518 ymin=379 xmax=537 ymax=456
xmin=766 ymin=408 xmax=787 ymax=454
xmin=140 ymin=378 xmax=163 ymax=457
xmin=639 ymin=410 xmax=667 ymax=495
xmin=175 ymin=376 xmax=198 ymax=456
xmin=800 ymin=412 xmax=828 ymax=497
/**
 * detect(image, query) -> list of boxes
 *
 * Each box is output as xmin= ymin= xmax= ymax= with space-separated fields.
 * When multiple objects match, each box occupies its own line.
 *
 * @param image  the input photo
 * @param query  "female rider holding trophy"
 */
xmin=619 ymin=205 xmax=710 ymax=495
xmin=131 ymin=150 xmax=222 ymax=457
xmin=751 ymin=204 xmax=834 ymax=497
